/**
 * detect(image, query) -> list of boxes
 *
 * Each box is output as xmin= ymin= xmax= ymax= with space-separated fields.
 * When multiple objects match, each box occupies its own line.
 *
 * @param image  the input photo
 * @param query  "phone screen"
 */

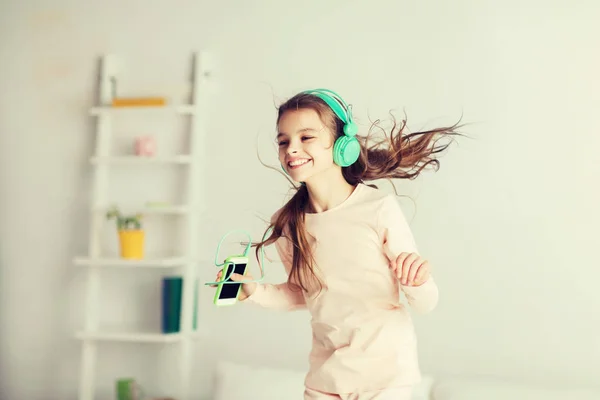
xmin=219 ymin=263 xmax=247 ymax=299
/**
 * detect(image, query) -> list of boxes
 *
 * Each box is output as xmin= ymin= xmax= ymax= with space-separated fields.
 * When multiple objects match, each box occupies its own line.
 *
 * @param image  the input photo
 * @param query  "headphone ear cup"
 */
xmin=333 ymin=135 xmax=361 ymax=167
xmin=343 ymin=121 xmax=358 ymax=137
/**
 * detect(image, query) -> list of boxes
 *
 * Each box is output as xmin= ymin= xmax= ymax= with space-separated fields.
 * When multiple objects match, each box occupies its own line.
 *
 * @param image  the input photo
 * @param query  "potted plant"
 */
xmin=106 ymin=205 xmax=145 ymax=259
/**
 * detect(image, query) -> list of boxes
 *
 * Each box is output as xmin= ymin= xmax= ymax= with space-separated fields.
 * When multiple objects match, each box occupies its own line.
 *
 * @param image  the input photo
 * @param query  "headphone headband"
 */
xmin=302 ymin=89 xmax=352 ymax=124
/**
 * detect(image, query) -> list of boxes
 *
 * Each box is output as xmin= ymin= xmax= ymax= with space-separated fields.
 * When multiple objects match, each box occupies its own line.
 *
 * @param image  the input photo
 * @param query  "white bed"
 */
xmin=209 ymin=360 xmax=600 ymax=400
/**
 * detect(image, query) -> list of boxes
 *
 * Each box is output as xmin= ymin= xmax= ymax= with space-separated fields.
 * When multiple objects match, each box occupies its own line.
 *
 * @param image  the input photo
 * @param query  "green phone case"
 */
xmin=213 ymin=255 xmax=248 ymax=306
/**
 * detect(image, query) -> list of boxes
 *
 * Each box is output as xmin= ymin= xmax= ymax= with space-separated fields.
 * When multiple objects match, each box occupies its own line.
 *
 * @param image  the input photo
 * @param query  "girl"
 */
xmin=215 ymin=88 xmax=461 ymax=400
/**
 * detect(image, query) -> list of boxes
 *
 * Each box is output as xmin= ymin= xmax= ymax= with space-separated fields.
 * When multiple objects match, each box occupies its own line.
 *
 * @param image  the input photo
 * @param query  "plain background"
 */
xmin=1 ymin=0 xmax=598 ymax=399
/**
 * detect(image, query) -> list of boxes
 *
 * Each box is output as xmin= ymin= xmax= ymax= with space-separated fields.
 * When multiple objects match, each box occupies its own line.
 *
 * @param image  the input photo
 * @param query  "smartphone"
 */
xmin=213 ymin=255 xmax=248 ymax=306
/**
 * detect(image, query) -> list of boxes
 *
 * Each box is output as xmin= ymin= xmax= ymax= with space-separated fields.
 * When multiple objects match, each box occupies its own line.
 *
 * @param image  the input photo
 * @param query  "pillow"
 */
xmin=212 ymin=360 xmax=435 ymax=400
xmin=432 ymin=376 xmax=600 ymax=400
xmin=212 ymin=360 xmax=306 ymax=400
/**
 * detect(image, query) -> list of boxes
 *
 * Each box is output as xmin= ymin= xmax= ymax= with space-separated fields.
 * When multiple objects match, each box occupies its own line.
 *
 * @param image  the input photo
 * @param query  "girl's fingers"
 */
xmin=394 ymin=252 xmax=409 ymax=276
xmin=402 ymin=253 xmax=419 ymax=284
xmin=231 ymin=273 xmax=253 ymax=281
xmin=412 ymin=261 xmax=430 ymax=286
xmin=210 ymin=269 xmax=224 ymax=287
xmin=408 ymin=260 xmax=428 ymax=285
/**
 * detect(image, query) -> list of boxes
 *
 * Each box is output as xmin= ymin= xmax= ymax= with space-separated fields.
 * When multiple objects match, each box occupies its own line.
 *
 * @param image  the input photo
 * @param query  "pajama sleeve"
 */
xmin=245 ymin=232 xmax=307 ymax=311
xmin=378 ymin=194 xmax=439 ymax=314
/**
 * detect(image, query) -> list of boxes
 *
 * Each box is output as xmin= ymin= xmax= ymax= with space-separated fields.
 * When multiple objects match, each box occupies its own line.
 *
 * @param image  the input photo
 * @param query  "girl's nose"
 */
xmin=286 ymin=141 xmax=300 ymax=154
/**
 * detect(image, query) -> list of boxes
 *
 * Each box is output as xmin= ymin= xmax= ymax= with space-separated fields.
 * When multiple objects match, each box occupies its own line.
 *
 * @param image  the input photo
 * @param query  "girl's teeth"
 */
xmin=290 ymin=159 xmax=309 ymax=166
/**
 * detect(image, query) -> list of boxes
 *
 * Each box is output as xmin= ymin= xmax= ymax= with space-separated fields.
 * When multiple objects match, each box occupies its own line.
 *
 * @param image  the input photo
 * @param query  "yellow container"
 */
xmin=118 ymin=230 xmax=145 ymax=259
xmin=111 ymin=97 xmax=166 ymax=107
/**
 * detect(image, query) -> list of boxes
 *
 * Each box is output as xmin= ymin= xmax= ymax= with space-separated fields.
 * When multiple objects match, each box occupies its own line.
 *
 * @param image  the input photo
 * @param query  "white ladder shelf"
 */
xmin=75 ymin=51 xmax=211 ymax=400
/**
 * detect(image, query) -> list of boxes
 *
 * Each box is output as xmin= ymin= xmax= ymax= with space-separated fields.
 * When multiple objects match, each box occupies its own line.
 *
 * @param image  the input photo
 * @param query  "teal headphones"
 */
xmin=302 ymin=88 xmax=361 ymax=167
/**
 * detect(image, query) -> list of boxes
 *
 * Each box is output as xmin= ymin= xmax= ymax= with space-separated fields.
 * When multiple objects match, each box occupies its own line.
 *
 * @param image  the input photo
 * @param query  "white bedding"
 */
xmin=209 ymin=360 xmax=600 ymax=400
xmin=431 ymin=376 xmax=600 ymax=400
xmin=211 ymin=360 xmax=433 ymax=400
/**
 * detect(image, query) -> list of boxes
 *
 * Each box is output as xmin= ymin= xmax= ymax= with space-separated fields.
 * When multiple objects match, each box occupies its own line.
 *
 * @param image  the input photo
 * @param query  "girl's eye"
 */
xmin=277 ymin=137 xmax=313 ymax=146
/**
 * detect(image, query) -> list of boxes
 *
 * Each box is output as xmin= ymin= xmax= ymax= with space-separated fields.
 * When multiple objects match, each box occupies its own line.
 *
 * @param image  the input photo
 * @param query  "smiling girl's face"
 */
xmin=276 ymin=108 xmax=341 ymax=185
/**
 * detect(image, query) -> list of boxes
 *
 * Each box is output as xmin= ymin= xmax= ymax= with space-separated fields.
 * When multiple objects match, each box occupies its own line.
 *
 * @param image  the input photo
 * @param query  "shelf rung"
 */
xmin=75 ymin=328 xmax=207 ymax=343
xmin=90 ymin=156 xmax=192 ymax=165
xmin=89 ymin=105 xmax=196 ymax=116
xmin=75 ymin=330 xmax=182 ymax=343
xmin=73 ymin=256 xmax=188 ymax=268
xmin=93 ymin=204 xmax=189 ymax=215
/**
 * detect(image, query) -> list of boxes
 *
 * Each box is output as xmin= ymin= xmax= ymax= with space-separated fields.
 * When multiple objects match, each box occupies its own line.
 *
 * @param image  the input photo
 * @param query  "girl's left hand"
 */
xmin=391 ymin=252 xmax=430 ymax=286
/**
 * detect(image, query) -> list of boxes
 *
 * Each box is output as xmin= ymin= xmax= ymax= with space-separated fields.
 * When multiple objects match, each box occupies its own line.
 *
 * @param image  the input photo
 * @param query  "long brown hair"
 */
xmin=255 ymin=91 xmax=463 ymax=294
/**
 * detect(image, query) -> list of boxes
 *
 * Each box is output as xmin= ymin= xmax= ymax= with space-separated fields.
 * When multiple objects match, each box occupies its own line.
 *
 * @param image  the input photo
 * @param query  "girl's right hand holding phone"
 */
xmin=213 ymin=269 xmax=257 ymax=301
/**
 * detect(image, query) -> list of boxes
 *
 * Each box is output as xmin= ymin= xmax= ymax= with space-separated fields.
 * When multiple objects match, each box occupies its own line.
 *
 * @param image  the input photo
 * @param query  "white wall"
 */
xmin=1 ymin=0 xmax=599 ymax=399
